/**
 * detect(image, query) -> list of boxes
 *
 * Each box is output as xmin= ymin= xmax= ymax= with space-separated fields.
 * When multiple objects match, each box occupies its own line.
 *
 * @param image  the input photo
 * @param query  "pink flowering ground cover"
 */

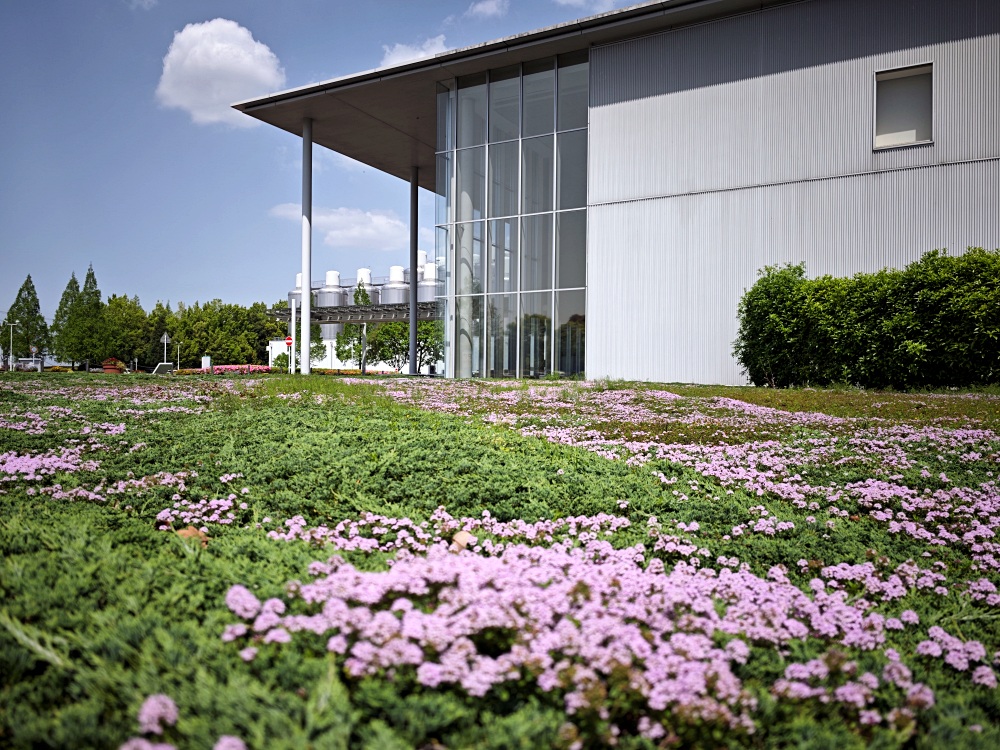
xmin=1 ymin=372 xmax=998 ymax=749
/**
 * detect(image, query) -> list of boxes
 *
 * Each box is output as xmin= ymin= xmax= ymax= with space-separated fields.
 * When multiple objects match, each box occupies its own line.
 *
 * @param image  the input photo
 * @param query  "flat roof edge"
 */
xmin=232 ymin=0 xmax=747 ymax=112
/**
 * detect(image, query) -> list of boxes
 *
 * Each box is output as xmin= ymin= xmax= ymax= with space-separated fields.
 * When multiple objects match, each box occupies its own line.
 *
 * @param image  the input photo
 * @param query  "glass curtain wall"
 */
xmin=436 ymin=50 xmax=588 ymax=378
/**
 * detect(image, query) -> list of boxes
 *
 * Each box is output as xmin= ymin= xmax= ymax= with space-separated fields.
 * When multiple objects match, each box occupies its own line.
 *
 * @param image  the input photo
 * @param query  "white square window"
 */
xmin=874 ymin=64 xmax=933 ymax=149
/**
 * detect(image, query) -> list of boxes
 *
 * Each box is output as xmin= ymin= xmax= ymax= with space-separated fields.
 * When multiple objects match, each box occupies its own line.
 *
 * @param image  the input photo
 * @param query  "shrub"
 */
xmin=734 ymin=248 xmax=1000 ymax=388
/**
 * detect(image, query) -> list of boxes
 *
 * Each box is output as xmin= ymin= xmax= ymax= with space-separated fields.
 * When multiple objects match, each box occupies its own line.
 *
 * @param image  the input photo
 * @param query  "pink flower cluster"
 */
xmin=0 ymin=445 xmax=100 ymax=482
xmin=223 ymin=528 xmax=939 ymax=736
xmin=119 ymin=694 xmax=246 ymax=750
xmin=774 ymin=651 xmax=934 ymax=728
xmin=264 ymin=507 xmax=631 ymax=554
xmin=916 ymin=626 xmax=997 ymax=686
xmin=189 ymin=365 xmax=270 ymax=375
xmin=730 ymin=505 xmax=796 ymax=537
xmin=156 ymin=495 xmax=248 ymax=531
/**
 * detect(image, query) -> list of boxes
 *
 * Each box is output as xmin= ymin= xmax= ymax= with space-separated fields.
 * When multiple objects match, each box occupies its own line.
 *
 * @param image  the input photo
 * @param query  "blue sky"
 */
xmin=0 ymin=0 xmax=620 ymax=322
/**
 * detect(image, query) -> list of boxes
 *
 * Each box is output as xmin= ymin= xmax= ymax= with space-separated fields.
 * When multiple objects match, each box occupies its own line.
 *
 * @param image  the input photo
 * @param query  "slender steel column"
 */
xmin=290 ymin=297 xmax=296 ymax=374
xmin=409 ymin=166 xmax=419 ymax=375
xmin=300 ymin=118 xmax=313 ymax=375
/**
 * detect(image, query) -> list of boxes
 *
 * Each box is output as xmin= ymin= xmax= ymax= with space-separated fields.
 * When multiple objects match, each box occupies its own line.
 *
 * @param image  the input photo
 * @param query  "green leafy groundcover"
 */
xmin=1 ymin=373 xmax=998 ymax=749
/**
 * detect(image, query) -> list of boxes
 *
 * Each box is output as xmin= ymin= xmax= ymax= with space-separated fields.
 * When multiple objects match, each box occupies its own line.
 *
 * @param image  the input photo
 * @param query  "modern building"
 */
xmin=235 ymin=0 xmax=1000 ymax=384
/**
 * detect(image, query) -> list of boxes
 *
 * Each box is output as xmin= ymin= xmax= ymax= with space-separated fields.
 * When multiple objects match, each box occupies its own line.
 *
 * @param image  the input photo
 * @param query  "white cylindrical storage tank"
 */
xmin=317 ymin=270 xmax=345 ymax=340
xmin=288 ymin=272 xmax=303 ymax=306
xmin=316 ymin=271 xmax=344 ymax=307
xmin=355 ymin=267 xmax=379 ymax=305
xmin=381 ymin=264 xmax=409 ymax=304
xmin=417 ymin=251 xmax=428 ymax=281
xmin=418 ymin=261 xmax=438 ymax=302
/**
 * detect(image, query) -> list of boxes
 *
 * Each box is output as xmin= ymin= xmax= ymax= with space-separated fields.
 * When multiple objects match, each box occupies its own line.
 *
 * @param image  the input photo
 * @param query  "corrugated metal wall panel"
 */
xmin=589 ymin=0 xmax=1000 ymax=205
xmin=585 ymin=0 xmax=1000 ymax=384
xmin=587 ymin=160 xmax=1000 ymax=384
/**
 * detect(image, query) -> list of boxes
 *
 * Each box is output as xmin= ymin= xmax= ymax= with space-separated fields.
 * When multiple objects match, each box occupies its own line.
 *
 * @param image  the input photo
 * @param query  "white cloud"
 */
xmin=553 ymin=0 xmax=620 ymax=13
xmin=465 ymin=0 xmax=509 ymax=19
xmin=320 ymin=151 xmax=369 ymax=174
xmin=128 ymin=0 xmax=158 ymax=9
xmin=271 ymin=204 xmax=409 ymax=252
xmin=379 ymin=34 xmax=449 ymax=68
xmin=156 ymin=18 xmax=286 ymax=128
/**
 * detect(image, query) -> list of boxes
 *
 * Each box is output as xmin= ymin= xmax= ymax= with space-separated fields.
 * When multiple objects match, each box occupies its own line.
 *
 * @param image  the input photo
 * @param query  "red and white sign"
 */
xmin=285 ymin=336 xmax=293 ymax=347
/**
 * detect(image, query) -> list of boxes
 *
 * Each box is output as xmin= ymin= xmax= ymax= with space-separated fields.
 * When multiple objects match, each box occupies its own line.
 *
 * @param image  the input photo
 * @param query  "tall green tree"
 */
xmin=104 ymin=294 xmax=149 ymax=367
xmin=50 ymin=273 xmax=80 ymax=367
xmin=2 ymin=275 xmax=49 ymax=365
xmin=416 ymin=320 xmax=445 ymax=371
xmin=65 ymin=264 xmax=105 ymax=368
xmin=369 ymin=322 xmax=409 ymax=372
xmin=144 ymin=301 xmax=176 ymax=367
xmin=247 ymin=301 xmax=287 ymax=364
xmin=366 ymin=319 xmax=445 ymax=373
xmin=335 ymin=283 xmax=376 ymax=371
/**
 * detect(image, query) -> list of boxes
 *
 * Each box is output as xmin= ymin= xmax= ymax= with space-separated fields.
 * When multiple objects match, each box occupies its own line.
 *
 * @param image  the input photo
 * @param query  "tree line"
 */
xmin=2 ymin=265 xmax=285 ymax=370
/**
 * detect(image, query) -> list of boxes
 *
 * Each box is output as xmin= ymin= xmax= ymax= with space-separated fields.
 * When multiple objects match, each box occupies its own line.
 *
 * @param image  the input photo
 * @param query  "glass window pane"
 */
xmin=875 ymin=66 xmax=932 ymax=148
xmin=522 ymin=59 xmax=555 ymax=137
xmin=520 ymin=291 xmax=552 ymax=378
xmin=435 ymin=151 xmax=452 ymax=225
xmin=489 ymin=66 xmax=520 ymax=143
xmin=455 ymin=221 xmax=484 ymax=295
xmin=521 ymin=213 xmax=553 ymax=292
xmin=456 ymin=146 xmax=485 ymax=222
xmin=486 ymin=293 xmax=518 ymax=378
xmin=557 ymin=54 xmax=588 ymax=131
xmin=555 ymin=290 xmax=585 ymax=376
xmin=555 ymin=210 xmax=586 ymax=289
xmin=457 ymin=74 xmax=488 ymax=148
xmin=436 ymin=82 xmax=454 ymax=152
xmin=488 ymin=141 xmax=519 ymax=219
xmin=436 ymin=226 xmax=451 ymax=297
xmin=426 ymin=315 xmax=446 ymax=376
xmin=488 ymin=219 xmax=518 ymax=295
xmin=521 ymin=135 xmax=553 ymax=214
xmin=455 ymin=295 xmax=483 ymax=378
xmin=556 ymin=130 xmax=587 ymax=210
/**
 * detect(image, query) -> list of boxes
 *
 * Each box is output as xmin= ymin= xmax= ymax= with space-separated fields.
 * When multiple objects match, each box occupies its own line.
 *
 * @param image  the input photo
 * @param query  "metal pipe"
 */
xmin=300 ymin=118 xmax=313 ymax=375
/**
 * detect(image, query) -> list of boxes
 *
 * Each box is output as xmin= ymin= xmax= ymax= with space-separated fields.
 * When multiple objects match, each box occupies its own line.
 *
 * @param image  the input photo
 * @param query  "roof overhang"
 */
xmin=234 ymin=0 xmax=792 ymax=191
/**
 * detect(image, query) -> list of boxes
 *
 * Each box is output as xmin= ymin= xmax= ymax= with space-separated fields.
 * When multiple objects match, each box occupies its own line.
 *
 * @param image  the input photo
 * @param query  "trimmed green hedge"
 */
xmin=734 ymin=248 xmax=1000 ymax=389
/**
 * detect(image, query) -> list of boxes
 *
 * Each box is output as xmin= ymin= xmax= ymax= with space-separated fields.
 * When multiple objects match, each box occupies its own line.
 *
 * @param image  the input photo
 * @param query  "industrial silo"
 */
xmin=287 ymin=273 xmax=303 ymax=336
xmin=380 ymin=265 xmax=409 ymax=304
xmin=354 ymin=268 xmax=379 ymax=305
xmin=418 ymin=261 xmax=438 ymax=302
xmin=316 ymin=270 xmax=344 ymax=340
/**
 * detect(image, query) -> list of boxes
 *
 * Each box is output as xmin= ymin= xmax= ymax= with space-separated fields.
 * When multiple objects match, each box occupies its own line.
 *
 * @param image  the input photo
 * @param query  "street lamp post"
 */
xmin=6 ymin=320 xmax=16 ymax=371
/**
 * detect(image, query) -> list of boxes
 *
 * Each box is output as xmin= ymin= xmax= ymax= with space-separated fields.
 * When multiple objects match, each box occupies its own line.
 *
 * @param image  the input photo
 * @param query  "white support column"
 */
xmin=300 ymin=118 xmax=313 ymax=375
xmin=290 ymin=297 xmax=297 ymax=374
xmin=408 ymin=166 xmax=419 ymax=375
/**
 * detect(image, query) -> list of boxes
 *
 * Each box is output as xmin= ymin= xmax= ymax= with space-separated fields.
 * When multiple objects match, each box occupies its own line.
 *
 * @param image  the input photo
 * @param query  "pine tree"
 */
xmin=50 ymin=273 xmax=80 ymax=367
xmin=2 ymin=275 xmax=49 ymax=367
xmin=66 ymin=264 xmax=106 ymax=368
xmin=335 ymin=282 xmax=375 ymax=371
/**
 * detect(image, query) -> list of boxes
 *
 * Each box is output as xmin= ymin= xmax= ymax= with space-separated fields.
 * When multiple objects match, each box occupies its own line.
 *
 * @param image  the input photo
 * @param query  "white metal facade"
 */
xmin=587 ymin=0 xmax=1000 ymax=384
